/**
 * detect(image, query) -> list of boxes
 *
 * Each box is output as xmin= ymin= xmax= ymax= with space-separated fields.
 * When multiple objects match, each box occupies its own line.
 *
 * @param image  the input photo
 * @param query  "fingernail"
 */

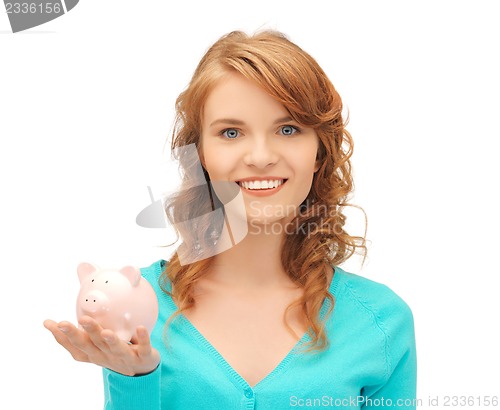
xmin=58 ymin=326 xmax=69 ymax=333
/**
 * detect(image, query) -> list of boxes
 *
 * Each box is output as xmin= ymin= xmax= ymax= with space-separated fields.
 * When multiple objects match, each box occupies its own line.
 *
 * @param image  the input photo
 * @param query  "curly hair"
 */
xmin=161 ymin=30 xmax=366 ymax=353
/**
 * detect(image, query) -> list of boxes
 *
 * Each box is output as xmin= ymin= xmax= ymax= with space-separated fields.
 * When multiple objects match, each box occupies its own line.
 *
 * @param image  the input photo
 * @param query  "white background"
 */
xmin=1 ymin=1 xmax=499 ymax=408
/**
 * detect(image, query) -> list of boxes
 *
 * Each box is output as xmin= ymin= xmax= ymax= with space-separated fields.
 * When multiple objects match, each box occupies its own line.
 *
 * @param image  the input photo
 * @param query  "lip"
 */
xmin=236 ymin=176 xmax=287 ymax=182
xmin=236 ymin=177 xmax=288 ymax=197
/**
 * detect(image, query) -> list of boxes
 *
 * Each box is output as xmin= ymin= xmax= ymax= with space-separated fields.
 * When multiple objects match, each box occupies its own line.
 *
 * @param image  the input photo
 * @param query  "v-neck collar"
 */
xmin=160 ymin=264 xmax=341 ymax=391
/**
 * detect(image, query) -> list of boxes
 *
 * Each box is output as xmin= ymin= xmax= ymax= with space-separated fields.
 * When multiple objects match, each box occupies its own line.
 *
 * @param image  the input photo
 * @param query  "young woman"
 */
xmin=45 ymin=30 xmax=417 ymax=409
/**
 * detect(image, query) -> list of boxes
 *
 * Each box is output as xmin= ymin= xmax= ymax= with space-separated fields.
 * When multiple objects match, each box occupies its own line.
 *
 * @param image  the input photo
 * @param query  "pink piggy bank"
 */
xmin=76 ymin=262 xmax=159 ymax=342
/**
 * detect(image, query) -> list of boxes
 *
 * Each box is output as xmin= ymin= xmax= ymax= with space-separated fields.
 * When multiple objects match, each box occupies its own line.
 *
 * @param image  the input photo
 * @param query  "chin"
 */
xmin=246 ymin=214 xmax=294 ymax=235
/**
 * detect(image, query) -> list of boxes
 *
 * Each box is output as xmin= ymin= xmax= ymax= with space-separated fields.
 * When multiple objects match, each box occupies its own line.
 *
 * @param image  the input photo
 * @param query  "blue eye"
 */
xmin=280 ymin=125 xmax=298 ymax=136
xmin=222 ymin=128 xmax=239 ymax=139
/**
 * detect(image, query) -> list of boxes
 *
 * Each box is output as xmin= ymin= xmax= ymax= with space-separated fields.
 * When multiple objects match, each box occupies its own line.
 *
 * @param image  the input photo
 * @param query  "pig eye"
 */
xmin=91 ymin=279 xmax=94 ymax=282
xmin=105 ymin=280 xmax=108 ymax=283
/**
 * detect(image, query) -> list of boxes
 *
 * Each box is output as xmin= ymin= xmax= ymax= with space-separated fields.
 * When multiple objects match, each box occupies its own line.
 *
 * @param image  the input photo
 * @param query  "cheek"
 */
xmin=200 ymin=142 xmax=216 ymax=172
xmin=299 ymin=135 xmax=320 ymax=165
xmin=292 ymin=145 xmax=320 ymax=176
xmin=202 ymin=147 xmax=233 ymax=180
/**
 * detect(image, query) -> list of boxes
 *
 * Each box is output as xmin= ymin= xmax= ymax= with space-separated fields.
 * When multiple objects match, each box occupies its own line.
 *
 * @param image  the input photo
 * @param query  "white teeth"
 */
xmin=239 ymin=179 xmax=285 ymax=190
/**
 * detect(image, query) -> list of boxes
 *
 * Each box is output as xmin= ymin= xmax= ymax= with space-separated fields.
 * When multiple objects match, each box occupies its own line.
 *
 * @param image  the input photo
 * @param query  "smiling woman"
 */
xmin=44 ymin=30 xmax=417 ymax=409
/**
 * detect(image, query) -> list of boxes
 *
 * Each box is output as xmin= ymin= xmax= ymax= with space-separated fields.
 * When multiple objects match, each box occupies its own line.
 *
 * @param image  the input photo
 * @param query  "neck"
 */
xmin=206 ymin=221 xmax=293 ymax=289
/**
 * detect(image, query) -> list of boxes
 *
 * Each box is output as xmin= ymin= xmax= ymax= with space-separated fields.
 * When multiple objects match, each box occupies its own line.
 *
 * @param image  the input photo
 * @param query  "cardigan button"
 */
xmin=244 ymin=388 xmax=254 ymax=398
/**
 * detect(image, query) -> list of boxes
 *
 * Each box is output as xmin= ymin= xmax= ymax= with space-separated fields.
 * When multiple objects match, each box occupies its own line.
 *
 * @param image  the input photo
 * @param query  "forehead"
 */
xmin=202 ymin=72 xmax=289 ymax=125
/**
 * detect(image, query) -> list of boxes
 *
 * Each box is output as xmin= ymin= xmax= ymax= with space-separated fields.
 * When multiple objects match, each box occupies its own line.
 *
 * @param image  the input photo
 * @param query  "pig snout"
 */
xmin=80 ymin=290 xmax=110 ymax=314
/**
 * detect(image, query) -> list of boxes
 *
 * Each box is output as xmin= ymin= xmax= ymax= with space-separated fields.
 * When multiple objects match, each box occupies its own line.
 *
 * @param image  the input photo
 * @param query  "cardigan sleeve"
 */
xmin=101 ymin=261 xmax=164 ymax=409
xmin=102 ymin=365 xmax=162 ymax=409
xmin=361 ymin=290 xmax=417 ymax=409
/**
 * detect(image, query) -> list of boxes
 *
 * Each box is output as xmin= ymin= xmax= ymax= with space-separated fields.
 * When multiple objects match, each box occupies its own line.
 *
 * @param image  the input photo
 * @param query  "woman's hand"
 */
xmin=43 ymin=316 xmax=160 ymax=376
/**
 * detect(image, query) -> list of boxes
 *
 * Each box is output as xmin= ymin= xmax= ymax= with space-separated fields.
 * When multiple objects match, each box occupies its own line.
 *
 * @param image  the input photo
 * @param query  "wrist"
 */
xmin=134 ymin=362 xmax=160 ymax=377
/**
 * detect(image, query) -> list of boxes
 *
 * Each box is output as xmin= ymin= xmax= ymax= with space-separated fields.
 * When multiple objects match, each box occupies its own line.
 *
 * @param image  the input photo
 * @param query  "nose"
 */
xmin=243 ymin=136 xmax=279 ymax=168
xmin=80 ymin=290 xmax=108 ymax=314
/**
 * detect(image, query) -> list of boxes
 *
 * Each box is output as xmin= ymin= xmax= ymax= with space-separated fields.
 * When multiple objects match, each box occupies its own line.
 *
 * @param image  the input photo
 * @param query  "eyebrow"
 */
xmin=209 ymin=116 xmax=294 ymax=127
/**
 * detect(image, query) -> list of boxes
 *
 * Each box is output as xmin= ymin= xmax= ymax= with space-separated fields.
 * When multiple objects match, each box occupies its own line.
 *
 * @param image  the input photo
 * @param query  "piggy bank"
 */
xmin=76 ymin=262 xmax=159 ymax=342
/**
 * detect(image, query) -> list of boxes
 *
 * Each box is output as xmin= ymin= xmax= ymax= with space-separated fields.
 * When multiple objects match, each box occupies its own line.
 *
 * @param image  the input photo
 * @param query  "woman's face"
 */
xmin=200 ymin=72 xmax=319 ymax=229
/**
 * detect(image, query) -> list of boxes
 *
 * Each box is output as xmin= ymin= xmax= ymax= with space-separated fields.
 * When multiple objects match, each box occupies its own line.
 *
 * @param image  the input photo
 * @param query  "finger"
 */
xmin=60 ymin=320 xmax=102 ymax=358
xmin=43 ymin=319 xmax=58 ymax=331
xmin=43 ymin=319 xmax=89 ymax=362
xmin=78 ymin=316 xmax=108 ymax=351
xmin=135 ymin=326 xmax=153 ymax=358
xmin=100 ymin=329 xmax=130 ymax=357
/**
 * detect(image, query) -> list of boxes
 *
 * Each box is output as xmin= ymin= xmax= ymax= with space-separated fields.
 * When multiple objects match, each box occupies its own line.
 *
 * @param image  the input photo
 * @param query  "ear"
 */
xmin=77 ymin=262 xmax=99 ymax=283
xmin=118 ymin=266 xmax=141 ymax=287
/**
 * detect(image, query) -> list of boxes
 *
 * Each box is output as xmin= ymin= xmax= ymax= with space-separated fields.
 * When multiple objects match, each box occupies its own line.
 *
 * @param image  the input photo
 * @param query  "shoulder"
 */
xmin=139 ymin=259 xmax=169 ymax=293
xmin=331 ymin=267 xmax=416 ymax=378
xmin=331 ymin=266 xmax=415 ymax=355
xmin=139 ymin=259 xmax=179 ymax=317
xmin=332 ymin=266 xmax=414 ymax=324
xmin=139 ymin=259 xmax=166 ymax=278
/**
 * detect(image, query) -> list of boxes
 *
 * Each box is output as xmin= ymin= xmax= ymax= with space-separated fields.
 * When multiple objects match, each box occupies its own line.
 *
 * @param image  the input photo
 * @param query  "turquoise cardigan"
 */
xmin=103 ymin=260 xmax=417 ymax=409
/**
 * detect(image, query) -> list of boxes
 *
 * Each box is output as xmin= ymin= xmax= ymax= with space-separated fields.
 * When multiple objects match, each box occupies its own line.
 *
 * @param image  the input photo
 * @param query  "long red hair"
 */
xmin=162 ymin=30 xmax=366 ymax=352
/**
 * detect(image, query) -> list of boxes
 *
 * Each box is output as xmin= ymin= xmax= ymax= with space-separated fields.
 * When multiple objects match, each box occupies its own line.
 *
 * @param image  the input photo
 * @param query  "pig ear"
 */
xmin=119 ymin=266 xmax=141 ymax=287
xmin=77 ymin=262 xmax=99 ymax=283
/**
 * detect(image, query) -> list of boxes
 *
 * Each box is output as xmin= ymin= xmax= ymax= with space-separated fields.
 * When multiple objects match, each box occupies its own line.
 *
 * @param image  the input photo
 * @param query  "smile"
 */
xmin=238 ymin=179 xmax=286 ymax=190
